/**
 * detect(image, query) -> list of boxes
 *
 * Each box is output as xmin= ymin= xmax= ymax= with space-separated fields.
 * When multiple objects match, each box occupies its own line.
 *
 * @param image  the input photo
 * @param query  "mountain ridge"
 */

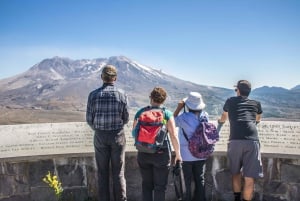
xmin=0 ymin=56 xmax=299 ymax=124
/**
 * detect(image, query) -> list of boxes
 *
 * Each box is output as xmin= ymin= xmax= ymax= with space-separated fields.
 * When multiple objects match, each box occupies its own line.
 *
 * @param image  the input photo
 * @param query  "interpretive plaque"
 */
xmin=0 ymin=121 xmax=299 ymax=159
xmin=0 ymin=122 xmax=94 ymax=158
xmin=258 ymin=121 xmax=300 ymax=155
xmin=213 ymin=121 xmax=300 ymax=156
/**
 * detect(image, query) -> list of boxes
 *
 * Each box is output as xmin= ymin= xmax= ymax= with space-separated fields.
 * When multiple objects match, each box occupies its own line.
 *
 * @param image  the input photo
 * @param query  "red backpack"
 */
xmin=134 ymin=106 xmax=168 ymax=153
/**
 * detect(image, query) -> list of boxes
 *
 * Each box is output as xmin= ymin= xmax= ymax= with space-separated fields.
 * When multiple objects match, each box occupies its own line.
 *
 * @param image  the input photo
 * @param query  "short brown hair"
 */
xmin=101 ymin=65 xmax=117 ymax=82
xmin=150 ymin=87 xmax=167 ymax=104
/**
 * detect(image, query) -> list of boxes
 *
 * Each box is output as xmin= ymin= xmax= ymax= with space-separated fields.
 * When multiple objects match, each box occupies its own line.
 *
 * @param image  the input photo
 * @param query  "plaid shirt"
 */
xmin=86 ymin=83 xmax=129 ymax=131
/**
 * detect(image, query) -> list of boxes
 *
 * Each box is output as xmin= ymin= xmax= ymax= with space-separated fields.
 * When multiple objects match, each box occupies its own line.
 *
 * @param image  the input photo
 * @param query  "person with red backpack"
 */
xmin=132 ymin=86 xmax=182 ymax=201
xmin=173 ymin=92 xmax=208 ymax=201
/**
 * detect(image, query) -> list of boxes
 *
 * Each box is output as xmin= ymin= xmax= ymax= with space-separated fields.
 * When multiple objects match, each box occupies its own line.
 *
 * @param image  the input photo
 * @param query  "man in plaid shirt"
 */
xmin=86 ymin=65 xmax=129 ymax=201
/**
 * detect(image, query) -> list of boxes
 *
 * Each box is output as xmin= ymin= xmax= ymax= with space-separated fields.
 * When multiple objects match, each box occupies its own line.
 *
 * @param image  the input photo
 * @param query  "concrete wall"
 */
xmin=0 ymin=153 xmax=300 ymax=201
xmin=1 ymin=121 xmax=300 ymax=201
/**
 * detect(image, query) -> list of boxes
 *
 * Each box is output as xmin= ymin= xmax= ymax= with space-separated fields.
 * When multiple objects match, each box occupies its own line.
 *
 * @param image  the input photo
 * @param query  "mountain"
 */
xmin=251 ymin=86 xmax=300 ymax=119
xmin=0 ymin=56 xmax=233 ymax=124
xmin=291 ymin=85 xmax=300 ymax=92
xmin=0 ymin=56 xmax=299 ymax=124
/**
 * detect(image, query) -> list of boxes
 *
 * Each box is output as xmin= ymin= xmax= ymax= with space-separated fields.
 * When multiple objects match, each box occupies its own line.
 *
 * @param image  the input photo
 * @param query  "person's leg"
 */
xmin=137 ymin=152 xmax=154 ymax=201
xmin=232 ymin=173 xmax=242 ymax=201
xmin=227 ymin=141 xmax=243 ymax=201
xmin=110 ymin=129 xmax=127 ymax=201
xmin=242 ymin=141 xmax=263 ymax=201
xmin=192 ymin=160 xmax=206 ymax=201
xmin=152 ymin=151 xmax=171 ymax=201
xmin=242 ymin=177 xmax=254 ymax=200
xmin=94 ymin=132 xmax=110 ymax=201
xmin=182 ymin=161 xmax=193 ymax=201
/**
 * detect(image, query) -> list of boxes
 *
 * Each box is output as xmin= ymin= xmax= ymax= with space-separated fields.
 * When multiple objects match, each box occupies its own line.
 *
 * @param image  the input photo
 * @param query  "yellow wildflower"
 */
xmin=43 ymin=171 xmax=63 ymax=198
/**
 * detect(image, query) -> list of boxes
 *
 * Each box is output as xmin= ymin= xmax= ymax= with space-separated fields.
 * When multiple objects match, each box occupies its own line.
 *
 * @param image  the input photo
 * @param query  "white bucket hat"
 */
xmin=183 ymin=92 xmax=206 ymax=111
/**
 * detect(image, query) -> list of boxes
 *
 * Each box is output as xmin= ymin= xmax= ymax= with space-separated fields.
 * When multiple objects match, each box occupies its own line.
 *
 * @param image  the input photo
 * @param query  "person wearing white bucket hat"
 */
xmin=173 ymin=92 xmax=209 ymax=201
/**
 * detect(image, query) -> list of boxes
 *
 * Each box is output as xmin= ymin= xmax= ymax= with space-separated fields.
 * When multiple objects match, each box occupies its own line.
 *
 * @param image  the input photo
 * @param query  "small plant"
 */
xmin=43 ymin=171 xmax=63 ymax=200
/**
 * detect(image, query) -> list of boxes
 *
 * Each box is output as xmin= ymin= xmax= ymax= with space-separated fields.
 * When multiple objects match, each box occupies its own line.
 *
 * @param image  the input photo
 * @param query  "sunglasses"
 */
xmin=235 ymin=88 xmax=238 ymax=92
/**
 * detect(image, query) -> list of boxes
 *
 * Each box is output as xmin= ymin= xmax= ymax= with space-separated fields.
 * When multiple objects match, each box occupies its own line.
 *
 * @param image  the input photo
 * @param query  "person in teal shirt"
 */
xmin=132 ymin=86 xmax=182 ymax=201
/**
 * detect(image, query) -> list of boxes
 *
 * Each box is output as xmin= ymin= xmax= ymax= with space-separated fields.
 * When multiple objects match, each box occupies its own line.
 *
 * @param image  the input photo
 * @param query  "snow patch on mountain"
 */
xmin=130 ymin=60 xmax=165 ymax=78
xmin=36 ymin=84 xmax=42 ymax=89
xmin=50 ymin=68 xmax=64 ymax=80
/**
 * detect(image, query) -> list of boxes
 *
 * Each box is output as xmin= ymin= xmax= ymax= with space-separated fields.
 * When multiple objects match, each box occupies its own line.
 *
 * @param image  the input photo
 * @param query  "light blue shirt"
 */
xmin=175 ymin=111 xmax=208 ymax=161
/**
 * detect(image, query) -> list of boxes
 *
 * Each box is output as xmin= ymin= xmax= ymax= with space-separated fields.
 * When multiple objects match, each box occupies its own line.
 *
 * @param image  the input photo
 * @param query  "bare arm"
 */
xmin=167 ymin=116 xmax=182 ymax=163
xmin=217 ymin=111 xmax=228 ymax=132
xmin=256 ymin=114 xmax=262 ymax=124
xmin=132 ymin=119 xmax=137 ymax=130
xmin=218 ymin=111 xmax=228 ymax=123
xmin=173 ymin=100 xmax=185 ymax=117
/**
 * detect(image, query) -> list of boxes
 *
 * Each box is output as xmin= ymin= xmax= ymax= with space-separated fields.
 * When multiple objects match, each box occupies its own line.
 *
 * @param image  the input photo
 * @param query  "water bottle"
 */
xmin=156 ymin=125 xmax=168 ymax=146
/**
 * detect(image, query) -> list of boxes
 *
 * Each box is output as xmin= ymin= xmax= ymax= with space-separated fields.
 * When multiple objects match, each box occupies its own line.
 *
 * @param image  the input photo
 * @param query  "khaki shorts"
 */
xmin=227 ymin=140 xmax=263 ymax=178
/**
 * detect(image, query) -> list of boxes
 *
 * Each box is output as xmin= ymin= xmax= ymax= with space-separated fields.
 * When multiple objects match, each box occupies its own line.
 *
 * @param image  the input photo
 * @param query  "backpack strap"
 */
xmin=165 ymin=132 xmax=171 ymax=152
xmin=182 ymin=129 xmax=189 ymax=142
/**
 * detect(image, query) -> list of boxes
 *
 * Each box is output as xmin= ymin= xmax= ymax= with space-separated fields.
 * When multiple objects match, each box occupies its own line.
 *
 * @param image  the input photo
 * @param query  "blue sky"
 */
xmin=0 ymin=0 xmax=299 ymax=89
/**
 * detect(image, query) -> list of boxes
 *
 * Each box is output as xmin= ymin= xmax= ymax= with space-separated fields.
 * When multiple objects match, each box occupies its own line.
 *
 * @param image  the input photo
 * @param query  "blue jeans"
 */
xmin=94 ymin=129 xmax=127 ymax=201
xmin=137 ymin=149 xmax=171 ymax=201
xmin=182 ymin=160 xmax=206 ymax=201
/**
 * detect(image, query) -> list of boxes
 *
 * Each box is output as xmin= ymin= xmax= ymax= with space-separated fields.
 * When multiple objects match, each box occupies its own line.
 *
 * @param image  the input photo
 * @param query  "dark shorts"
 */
xmin=227 ymin=140 xmax=263 ymax=178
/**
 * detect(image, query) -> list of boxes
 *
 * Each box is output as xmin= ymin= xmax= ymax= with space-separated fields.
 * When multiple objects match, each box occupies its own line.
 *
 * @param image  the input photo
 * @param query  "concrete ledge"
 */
xmin=1 ymin=121 xmax=300 ymax=159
